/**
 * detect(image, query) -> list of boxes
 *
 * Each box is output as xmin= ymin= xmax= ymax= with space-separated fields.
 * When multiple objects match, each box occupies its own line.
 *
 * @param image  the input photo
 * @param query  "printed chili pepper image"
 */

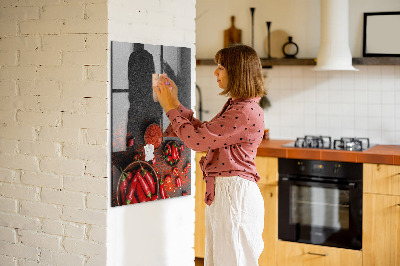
xmin=139 ymin=162 xmax=155 ymax=195
xmin=127 ymin=138 xmax=135 ymax=147
xmin=159 ymin=178 xmax=166 ymax=199
xmin=120 ymin=170 xmax=129 ymax=205
xmin=127 ymin=171 xmax=134 ymax=181
xmin=137 ymin=170 xmax=151 ymax=198
xmin=182 ymin=191 xmax=187 ymax=196
xmin=151 ymin=194 xmax=158 ymax=201
xmin=180 ymin=144 xmax=185 ymax=152
xmin=126 ymin=175 xmax=139 ymax=205
xmin=172 ymin=167 xmax=179 ymax=176
xmin=137 ymin=182 xmax=150 ymax=203
xmin=171 ymin=143 xmax=178 ymax=160
xmin=164 ymin=175 xmax=173 ymax=184
xmin=176 ymin=176 xmax=182 ymax=187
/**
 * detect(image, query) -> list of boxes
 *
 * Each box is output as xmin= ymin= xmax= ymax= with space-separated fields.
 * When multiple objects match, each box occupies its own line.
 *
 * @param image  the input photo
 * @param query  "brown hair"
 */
xmin=214 ymin=44 xmax=266 ymax=99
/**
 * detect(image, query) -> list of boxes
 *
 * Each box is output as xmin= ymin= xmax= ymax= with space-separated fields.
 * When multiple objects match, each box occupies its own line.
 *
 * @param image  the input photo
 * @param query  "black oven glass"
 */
xmin=278 ymin=158 xmax=362 ymax=250
xmin=291 ymin=186 xmax=350 ymax=230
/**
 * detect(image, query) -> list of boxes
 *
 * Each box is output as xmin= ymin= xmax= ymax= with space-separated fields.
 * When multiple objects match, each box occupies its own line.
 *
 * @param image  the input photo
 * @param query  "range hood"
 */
xmin=314 ymin=0 xmax=358 ymax=71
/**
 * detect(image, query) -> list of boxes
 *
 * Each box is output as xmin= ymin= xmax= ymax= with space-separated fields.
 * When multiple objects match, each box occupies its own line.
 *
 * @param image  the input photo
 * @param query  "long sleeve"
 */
xmin=166 ymin=105 xmax=249 ymax=152
xmin=163 ymin=104 xmax=202 ymax=137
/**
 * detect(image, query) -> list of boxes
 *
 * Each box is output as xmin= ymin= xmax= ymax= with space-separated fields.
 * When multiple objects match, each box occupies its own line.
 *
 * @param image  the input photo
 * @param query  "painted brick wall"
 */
xmin=0 ymin=0 xmax=108 ymax=265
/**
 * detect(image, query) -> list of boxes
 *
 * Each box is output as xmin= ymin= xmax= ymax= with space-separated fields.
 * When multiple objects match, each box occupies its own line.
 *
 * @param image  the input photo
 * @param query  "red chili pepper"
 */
xmin=159 ymin=178 xmax=166 ymax=199
xmin=171 ymin=144 xmax=178 ymax=160
xmin=128 ymin=138 xmax=135 ymax=147
xmin=167 ymin=155 xmax=173 ymax=162
xmin=120 ymin=171 xmax=129 ymax=205
xmin=176 ymin=176 xmax=182 ymax=187
xmin=137 ymin=182 xmax=150 ymax=202
xmin=137 ymin=170 xmax=151 ymax=198
xmin=126 ymin=175 xmax=138 ymax=204
xmin=141 ymin=168 xmax=155 ymax=194
xmin=127 ymin=171 xmax=134 ymax=181
xmin=151 ymin=194 xmax=158 ymax=201
xmin=166 ymin=143 xmax=172 ymax=154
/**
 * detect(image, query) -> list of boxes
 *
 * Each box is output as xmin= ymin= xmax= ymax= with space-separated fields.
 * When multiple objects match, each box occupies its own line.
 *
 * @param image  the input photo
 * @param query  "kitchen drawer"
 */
xmin=276 ymin=241 xmax=362 ymax=266
xmin=255 ymin=156 xmax=278 ymax=186
xmin=364 ymin=164 xmax=400 ymax=196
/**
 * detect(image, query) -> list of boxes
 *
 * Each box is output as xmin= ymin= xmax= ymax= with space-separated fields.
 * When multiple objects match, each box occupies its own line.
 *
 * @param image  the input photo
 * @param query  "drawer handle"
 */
xmin=307 ymin=252 xmax=328 ymax=257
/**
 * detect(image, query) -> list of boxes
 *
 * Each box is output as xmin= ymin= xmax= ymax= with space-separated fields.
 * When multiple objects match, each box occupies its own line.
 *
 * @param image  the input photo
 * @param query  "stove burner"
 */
xmin=333 ymin=137 xmax=370 ymax=151
xmin=295 ymin=135 xmax=332 ymax=149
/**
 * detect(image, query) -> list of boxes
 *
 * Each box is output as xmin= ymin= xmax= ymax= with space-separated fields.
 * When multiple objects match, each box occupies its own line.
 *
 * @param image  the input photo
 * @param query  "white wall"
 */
xmin=107 ymin=1 xmax=197 ymax=266
xmin=196 ymin=0 xmax=400 ymax=58
xmin=196 ymin=0 xmax=400 ymax=145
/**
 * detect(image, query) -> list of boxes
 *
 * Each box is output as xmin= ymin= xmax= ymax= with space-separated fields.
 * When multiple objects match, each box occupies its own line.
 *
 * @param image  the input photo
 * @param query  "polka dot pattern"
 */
xmin=164 ymin=97 xmax=265 ymax=203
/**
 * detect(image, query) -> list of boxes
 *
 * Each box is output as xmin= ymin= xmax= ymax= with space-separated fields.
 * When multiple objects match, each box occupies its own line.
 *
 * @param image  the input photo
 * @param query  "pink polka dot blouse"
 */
xmin=164 ymin=97 xmax=265 ymax=205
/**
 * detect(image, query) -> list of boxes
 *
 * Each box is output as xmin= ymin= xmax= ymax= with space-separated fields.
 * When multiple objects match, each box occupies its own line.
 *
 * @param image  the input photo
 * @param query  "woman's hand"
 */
xmin=161 ymin=76 xmax=180 ymax=109
xmin=153 ymin=77 xmax=175 ymax=114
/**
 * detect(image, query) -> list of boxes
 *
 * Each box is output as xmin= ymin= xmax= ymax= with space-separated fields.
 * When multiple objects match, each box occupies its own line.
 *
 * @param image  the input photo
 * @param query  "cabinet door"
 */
xmin=364 ymin=164 xmax=400 ymax=196
xmin=259 ymin=185 xmax=278 ymax=266
xmin=255 ymin=156 xmax=278 ymax=186
xmin=277 ymin=241 xmax=362 ymax=266
xmin=195 ymin=152 xmax=207 ymax=258
xmin=363 ymin=193 xmax=400 ymax=266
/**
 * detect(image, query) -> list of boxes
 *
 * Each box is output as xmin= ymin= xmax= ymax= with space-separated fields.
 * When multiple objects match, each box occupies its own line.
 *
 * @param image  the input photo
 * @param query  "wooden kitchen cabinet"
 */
xmin=363 ymin=163 xmax=400 ymax=266
xmin=258 ymin=184 xmax=278 ymax=266
xmin=364 ymin=163 xmax=400 ymax=196
xmin=255 ymin=156 xmax=278 ymax=186
xmin=195 ymin=152 xmax=207 ymax=258
xmin=276 ymin=241 xmax=362 ymax=266
xmin=363 ymin=193 xmax=400 ymax=266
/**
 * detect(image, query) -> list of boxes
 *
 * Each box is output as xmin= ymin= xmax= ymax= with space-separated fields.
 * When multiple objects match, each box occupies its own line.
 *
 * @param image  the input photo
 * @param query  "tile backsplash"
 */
xmin=196 ymin=65 xmax=400 ymax=145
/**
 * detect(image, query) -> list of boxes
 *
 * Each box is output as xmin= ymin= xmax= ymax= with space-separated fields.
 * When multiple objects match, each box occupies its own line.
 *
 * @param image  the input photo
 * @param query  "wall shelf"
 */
xmin=196 ymin=57 xmax=400 ymax=67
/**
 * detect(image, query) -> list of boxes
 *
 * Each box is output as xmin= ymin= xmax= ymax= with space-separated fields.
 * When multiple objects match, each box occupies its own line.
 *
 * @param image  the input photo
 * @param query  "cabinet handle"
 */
xmin=307 ymin=252 xmax=328 ymax=257
xmin=397 ymin=204 xmax=400 ymax=207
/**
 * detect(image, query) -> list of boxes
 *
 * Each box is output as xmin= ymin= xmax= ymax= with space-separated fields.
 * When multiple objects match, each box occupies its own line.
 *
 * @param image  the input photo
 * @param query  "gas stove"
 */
xmin=283 ymin=135 xmax=373 ymax=151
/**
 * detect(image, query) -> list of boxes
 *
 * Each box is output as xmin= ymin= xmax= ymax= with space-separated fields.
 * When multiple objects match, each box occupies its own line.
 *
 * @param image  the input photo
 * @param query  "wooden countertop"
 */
xmin=257 ymin=139 xmax=400 ymax=165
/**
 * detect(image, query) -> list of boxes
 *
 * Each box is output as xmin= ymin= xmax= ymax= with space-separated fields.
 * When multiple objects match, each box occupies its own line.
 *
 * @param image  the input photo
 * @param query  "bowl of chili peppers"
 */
xmin=162 ymin=140 xmax=183 ymax=166
xmin=116 ymin=160 xmax=159 ymax=206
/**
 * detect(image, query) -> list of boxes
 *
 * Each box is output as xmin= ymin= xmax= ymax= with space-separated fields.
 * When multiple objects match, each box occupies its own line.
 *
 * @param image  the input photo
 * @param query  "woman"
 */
xmin=154 ymin=44 xmax=266 ymax=266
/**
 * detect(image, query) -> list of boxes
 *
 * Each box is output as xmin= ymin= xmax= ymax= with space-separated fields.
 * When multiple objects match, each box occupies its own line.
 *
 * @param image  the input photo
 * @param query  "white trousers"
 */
xmin=205 ymin=176 xmax=264 ymax=266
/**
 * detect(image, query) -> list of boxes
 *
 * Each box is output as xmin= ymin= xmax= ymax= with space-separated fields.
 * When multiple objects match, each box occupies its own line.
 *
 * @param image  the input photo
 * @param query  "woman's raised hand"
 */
xmin=161 ymin=76 xmax=180 ymax=109
xmin=153 ymin=76 xmax=175 ymax=113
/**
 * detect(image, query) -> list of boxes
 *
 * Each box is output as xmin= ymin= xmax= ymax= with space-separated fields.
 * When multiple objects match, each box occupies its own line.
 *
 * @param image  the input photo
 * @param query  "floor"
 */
xmin=195 ymin=257 xmax=204 ymax=266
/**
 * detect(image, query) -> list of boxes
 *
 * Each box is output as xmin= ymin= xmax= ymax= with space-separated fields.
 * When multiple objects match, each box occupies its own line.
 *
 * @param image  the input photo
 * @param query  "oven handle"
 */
xmin=280 ymin=177 xmax=356 ymax=189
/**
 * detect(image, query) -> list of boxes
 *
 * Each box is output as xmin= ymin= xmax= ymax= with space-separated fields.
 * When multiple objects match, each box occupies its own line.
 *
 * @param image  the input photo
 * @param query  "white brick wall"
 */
xmin=0 ymin=0 xmax=108 ymax=265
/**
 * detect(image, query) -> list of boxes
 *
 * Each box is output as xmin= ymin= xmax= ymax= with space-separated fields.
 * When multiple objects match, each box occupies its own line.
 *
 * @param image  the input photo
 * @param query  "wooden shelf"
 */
xmin=196 ymin=57 xmax=400 ymax=67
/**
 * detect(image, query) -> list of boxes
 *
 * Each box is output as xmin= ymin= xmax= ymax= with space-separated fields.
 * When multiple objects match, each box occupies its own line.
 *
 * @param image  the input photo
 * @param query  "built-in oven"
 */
xmin=278 ymin=158 xmax=363 ymax=250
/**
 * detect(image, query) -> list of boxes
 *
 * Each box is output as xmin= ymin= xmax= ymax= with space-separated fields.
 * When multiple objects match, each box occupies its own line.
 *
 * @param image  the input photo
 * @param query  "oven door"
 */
xmin=278 ymin=176 xmax=362 ymax=250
